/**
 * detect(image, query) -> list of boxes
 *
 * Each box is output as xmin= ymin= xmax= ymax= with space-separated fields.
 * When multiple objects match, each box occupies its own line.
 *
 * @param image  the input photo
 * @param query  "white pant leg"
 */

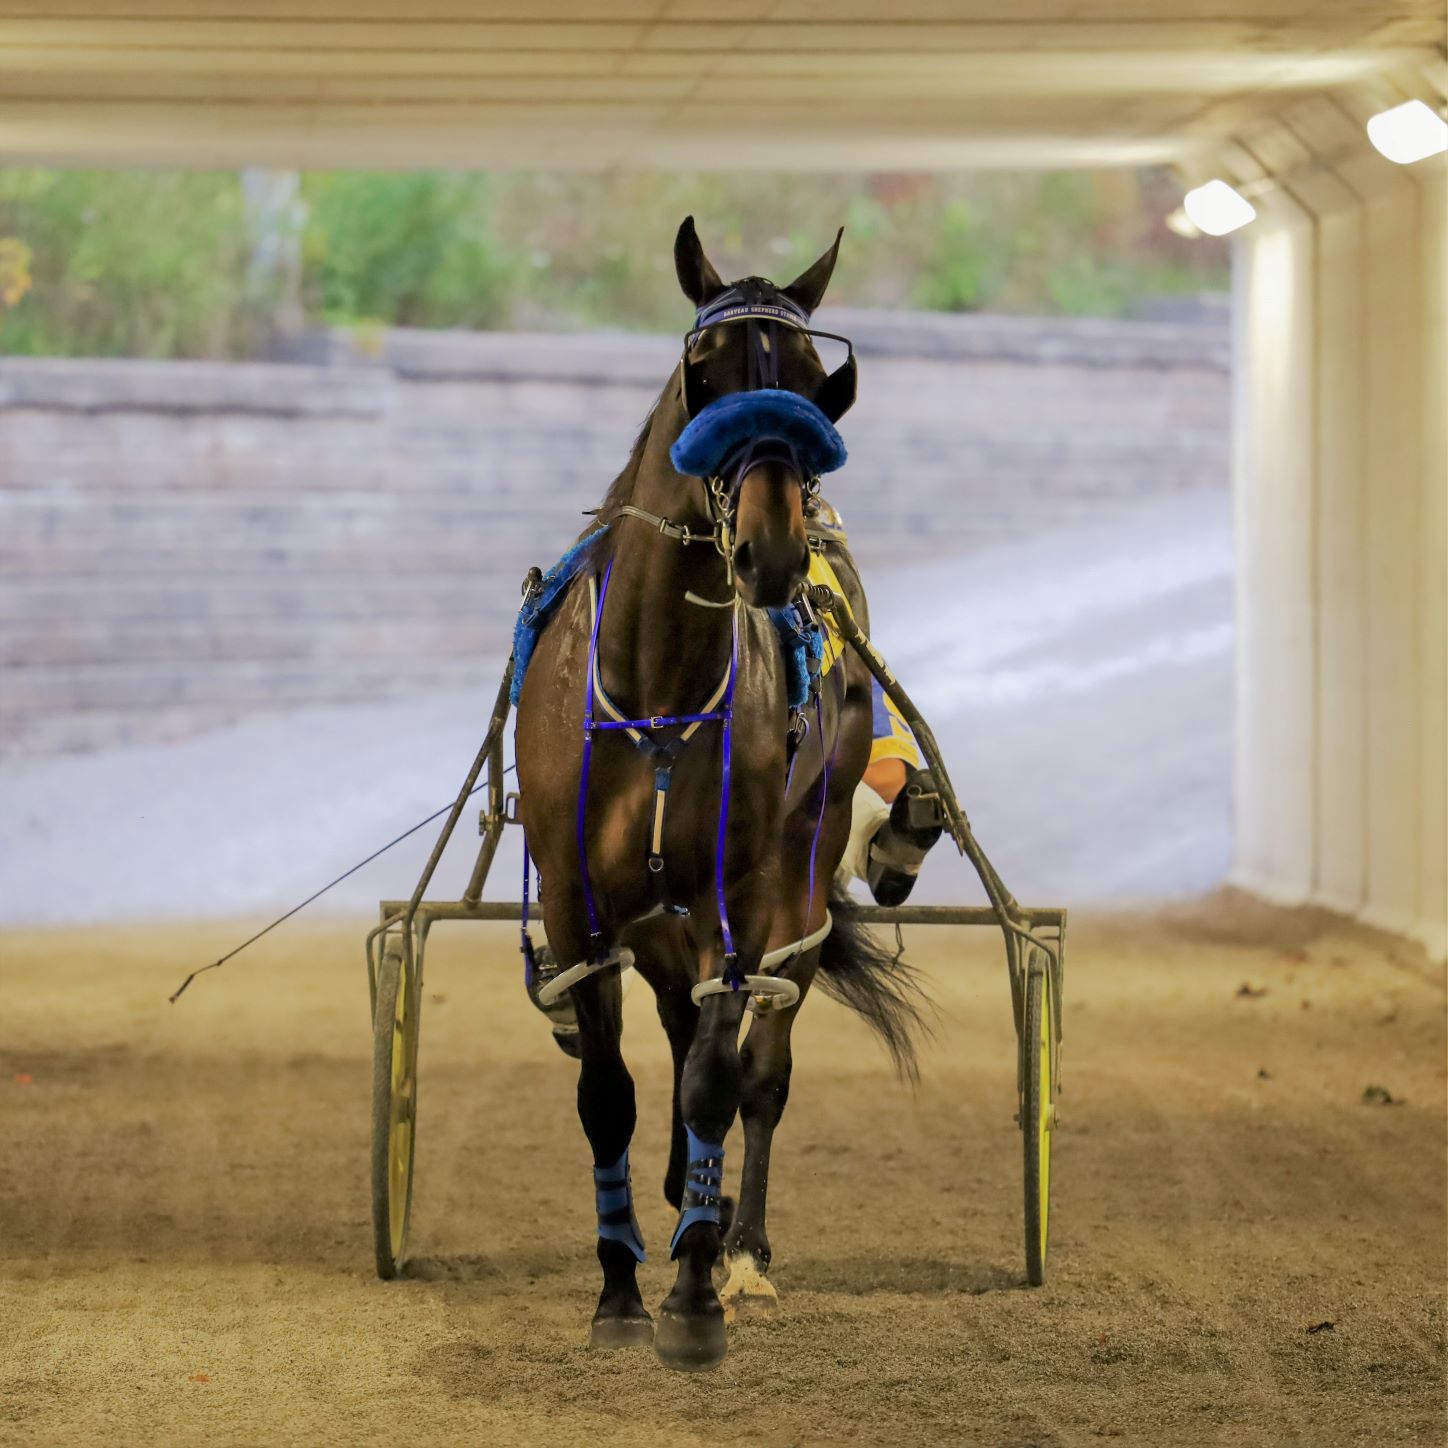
xmin=834 ymin=780 xmax=891 ymax=890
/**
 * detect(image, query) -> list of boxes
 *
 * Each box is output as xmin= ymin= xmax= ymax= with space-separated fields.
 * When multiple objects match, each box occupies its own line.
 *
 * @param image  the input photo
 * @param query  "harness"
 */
xmin=530 ymin=550 xmax=832 ymax=1002
xmin=525 ymin=286 xmax=857 ymax=1008
xmin=679 ymin=282 xmax=857 ymax=425
xmin=580 ymin=558 xmax=738 ymax=953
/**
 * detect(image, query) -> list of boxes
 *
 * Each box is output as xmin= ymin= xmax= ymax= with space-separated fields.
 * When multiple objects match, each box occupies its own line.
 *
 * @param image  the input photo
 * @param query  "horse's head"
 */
xmin=672 ymin=217 xmax=854 ymax=610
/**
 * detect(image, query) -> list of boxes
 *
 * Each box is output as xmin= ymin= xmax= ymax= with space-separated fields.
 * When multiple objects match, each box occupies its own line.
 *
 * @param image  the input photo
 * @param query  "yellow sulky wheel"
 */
xmin=371 ymin=941 xmax=420 ymax=1280
xmin=1021 ymin=946 xmax=1057 ymax=1287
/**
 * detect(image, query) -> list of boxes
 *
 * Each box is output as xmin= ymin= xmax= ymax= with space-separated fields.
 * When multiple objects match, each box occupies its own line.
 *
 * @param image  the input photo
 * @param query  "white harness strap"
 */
xmin=690 ymin=911 xmax=834 ymax=1014
xmin=587 ymin=574 xmax=735 ymax=749
xmin=535 ymin=946 xmax=637 ymax=1007
xmin=760 ymin=912 xmax=834 ymax=971
xmin=584 ymin=572 xmax=740 ymax=916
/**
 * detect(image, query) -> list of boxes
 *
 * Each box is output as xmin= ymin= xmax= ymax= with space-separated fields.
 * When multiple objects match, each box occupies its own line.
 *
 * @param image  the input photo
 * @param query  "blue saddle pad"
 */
xmin=510 ymin=526 xmax=609 ymax=704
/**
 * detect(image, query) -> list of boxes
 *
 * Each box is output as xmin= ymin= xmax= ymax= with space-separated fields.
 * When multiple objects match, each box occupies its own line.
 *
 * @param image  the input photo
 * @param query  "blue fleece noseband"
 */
xmin=670 ymin=389 xmax=846 ymax=481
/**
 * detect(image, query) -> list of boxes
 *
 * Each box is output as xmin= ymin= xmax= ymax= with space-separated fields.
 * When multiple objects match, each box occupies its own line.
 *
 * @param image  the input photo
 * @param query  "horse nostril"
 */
xmin=734 ymin=540 xmax=754 ymax=576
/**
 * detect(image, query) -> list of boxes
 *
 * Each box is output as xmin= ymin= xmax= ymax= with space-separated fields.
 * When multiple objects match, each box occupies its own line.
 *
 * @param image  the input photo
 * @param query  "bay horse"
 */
xmin=513 ymin=217 xmax=927 ymax=1371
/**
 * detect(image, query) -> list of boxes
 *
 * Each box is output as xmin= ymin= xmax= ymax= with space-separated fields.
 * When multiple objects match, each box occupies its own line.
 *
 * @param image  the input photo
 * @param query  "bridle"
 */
xmin=677 ymin=283 xmax=857 ymax=424
xmin=611 ymin=283 xmax=856 ymax=582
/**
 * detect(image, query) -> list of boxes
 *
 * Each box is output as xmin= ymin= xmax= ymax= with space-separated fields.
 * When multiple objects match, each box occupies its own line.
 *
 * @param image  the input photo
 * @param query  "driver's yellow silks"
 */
xmin=807 ymin=551 xmax=922 ymax=771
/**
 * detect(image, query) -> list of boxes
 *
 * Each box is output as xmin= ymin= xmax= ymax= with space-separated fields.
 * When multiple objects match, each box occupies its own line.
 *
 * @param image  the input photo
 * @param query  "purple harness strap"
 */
xmin=780 ymin=665 xmax=842 ymax=953
xmin=713 ymin=612 xmax=742 ymax=984
xmin=589 ymin=713 xmax=723 ymax=732
xmin=805 ymin=687 xmax=829 ymax=922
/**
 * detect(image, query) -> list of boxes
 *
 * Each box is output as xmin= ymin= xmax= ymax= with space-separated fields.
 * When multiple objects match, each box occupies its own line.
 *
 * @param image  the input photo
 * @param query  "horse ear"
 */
xmin=782 ymin=228 xmax=843 ymax=316
xmin=814 ymin=354 xmax=858 ymax=422
xmin=675 ymin=216 xmax=725 ymax=308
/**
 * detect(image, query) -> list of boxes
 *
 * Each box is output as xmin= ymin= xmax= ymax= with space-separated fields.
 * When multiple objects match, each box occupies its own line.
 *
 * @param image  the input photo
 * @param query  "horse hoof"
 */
xmin=589 ymin=1312 xmax=654 ymax=1350
xmin=653 ymin=1305 xmax=728 ymax=1372
xmin=720 ymin=1252 xmax=779 ymax=1323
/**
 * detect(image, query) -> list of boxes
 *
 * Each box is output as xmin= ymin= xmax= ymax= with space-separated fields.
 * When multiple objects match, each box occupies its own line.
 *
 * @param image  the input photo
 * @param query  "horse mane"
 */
xmin=595 ymin=398 xmax=661 ymax=525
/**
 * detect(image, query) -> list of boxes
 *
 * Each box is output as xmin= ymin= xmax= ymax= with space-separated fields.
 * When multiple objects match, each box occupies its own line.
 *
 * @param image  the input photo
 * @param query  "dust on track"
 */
xmin=2 ymin=894 xmax=1444 ymax=1447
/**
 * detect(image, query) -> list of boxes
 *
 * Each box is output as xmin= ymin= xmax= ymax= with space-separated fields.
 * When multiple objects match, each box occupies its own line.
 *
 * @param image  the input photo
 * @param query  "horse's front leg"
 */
xmin=720 ymin=723 xmax=864 ymax=1320
xmin=715 ymin=866 xmax=834 ymax=1320
xmin=720 ymin=993 xmax=806 ymax=1319
xmin=654 ymin=961 xmax=750 ymax=1371
xmin=657 ymin=979 xmax=739 ymax=1231
xmin=572 ymin=968 xmax=653 ymax=1349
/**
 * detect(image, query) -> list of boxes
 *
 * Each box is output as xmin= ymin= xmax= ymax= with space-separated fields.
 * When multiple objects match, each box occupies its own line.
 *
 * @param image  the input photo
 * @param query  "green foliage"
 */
xmin=0 ymin=236 xmax=31 ymax=308
xmin=913 ymin=201 xmax=992 ymax=311
xmin=0 ymin=166 xmax=1229 ymax=358
xmin=302 ymin=172 xmax=516 ymax=330
xmin=906 ymin=171 xmax=1216 ymax=318
xmin=0 ymin=170 xmax=251 ymax=357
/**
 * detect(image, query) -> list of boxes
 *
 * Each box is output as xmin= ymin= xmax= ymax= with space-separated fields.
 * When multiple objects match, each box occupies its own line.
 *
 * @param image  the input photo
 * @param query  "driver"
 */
xmin=806 ymin=498 xmax=944 ymax=908
xmin=838 ymin=679 xmax=944 ymax=908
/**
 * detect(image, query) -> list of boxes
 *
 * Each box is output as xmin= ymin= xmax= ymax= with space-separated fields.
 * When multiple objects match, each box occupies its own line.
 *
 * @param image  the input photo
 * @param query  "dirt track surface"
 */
xmin=2 ymin=896 xmax=1444 ymax=1446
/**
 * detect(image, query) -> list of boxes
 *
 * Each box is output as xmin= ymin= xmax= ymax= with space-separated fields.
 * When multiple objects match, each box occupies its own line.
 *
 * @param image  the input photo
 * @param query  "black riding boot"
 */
xmin=866 ymin=767 xmax=946 ymax=907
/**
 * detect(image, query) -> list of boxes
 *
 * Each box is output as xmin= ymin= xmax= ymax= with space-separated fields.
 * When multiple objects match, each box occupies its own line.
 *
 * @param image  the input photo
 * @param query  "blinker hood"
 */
xmin=679 ymin=284 xmax=860 ymax=425
xmin=670 ymin=388 xmax=847 ymax=481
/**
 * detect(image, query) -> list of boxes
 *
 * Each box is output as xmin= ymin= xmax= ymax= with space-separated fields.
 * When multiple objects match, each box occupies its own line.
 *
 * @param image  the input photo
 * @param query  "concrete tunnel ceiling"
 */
xmin=0 ymin=2 xmax=1444 ymax=172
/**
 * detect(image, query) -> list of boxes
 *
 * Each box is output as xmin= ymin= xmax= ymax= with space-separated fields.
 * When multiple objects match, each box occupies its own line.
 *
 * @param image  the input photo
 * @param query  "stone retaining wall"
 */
xmin=0 ymin=309 xmax=1228 ymax=754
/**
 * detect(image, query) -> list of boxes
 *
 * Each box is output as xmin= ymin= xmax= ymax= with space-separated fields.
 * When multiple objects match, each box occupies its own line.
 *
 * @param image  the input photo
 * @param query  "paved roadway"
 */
xmin=0 ymin=489 xmax=1231 ymax=927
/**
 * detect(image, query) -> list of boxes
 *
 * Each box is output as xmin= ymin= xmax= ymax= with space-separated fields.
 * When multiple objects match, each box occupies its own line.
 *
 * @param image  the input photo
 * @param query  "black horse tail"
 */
xmin=815 ymin=888 xmax=933 ymax=1083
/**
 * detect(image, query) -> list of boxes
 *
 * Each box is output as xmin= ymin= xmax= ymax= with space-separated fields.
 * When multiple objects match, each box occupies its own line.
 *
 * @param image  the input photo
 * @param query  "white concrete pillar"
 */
xmin=1312 ymin=200 xmax=1368 ymax=915
xmin=1231 ymin=152 xmax=1447 ymax=961
xmin=1231 ymin=217 xmax=1317 ymax=903
xmin=1415 ymin=169 xmax=1447 ymax=959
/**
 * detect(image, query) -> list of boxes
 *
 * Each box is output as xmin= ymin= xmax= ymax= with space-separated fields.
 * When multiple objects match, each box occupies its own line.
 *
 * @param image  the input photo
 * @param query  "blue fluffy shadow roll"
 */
xmin=670 ymin=388 xmax=847 ymax=480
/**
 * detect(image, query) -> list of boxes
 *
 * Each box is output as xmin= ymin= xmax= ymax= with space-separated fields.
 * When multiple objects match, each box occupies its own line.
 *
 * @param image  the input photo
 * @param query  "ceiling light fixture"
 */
xmin=1366 ymin=99 xmax=1448 ymax=165
xmin=1181 ymin=179 xmax=1257 ymax=237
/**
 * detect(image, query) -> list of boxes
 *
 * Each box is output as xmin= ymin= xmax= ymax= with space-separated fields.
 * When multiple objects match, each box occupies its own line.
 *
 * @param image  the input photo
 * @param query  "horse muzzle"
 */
xmin=732 ymin=459 xmax=810 ymax=609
